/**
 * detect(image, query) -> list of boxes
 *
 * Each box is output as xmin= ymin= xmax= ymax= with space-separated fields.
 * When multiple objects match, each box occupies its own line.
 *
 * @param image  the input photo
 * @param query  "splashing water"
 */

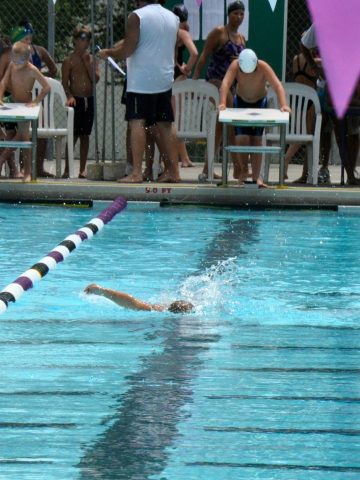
xmin=179 ymin=257 xmax=242 ymax=314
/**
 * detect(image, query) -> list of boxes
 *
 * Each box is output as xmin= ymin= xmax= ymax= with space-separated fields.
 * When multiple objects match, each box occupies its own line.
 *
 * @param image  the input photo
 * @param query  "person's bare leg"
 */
xmin=235 ymin=134 xmax=251 ymax=184
xmin=79 ymin=135 xmax=89 ymax=178
xmin=37 ymin=139 xmax=54 ymax=177
xmin=156 ymin=121 xmax=181 ymax=182
xmin=320 ymin=118 xmax=332 ymax=169
xmin=284 ymin=143 xmax=301 ymax=179
xmin=250 ymin=136 xmax=267 ymax=187
xmin=118 ymin=119 xmax=145 ymax=183
xmin=0 ymin=128 xmax=21 ymax=178
xmin=348 ymin=133 xmax=359 ymax=173
xmin=201 ymin=79 xmax=224 ymax=179
xmin=22 ymin=149 xmax=31 ymax=182
xmin=0 ymin=125 xmax=30 ymax=179
xmin=178 ymin=140 xmax=193 ymax=167
xmin=0 ymin=148 xmax=22 ymax=178
xmin=143 ymin=127 xmax=155 ymax=180
xmin=16 ymin=123 xmax=32 ymax=182
xmin=63 ymin=136 xmax=78 ymax=178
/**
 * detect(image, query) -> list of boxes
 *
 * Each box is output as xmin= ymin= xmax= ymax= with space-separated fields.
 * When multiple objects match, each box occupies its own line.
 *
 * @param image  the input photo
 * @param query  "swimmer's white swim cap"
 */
xmin=238 ymin=49 xmax=258 ymax=73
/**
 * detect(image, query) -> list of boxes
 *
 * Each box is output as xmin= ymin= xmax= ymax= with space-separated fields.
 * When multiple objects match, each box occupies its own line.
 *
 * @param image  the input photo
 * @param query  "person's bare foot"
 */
xmin=9 ymin=171 xmax=24 ymax=179
xmin=181 ymin=159 xmax=194 ymax=167
xmin=142 ymin=169 xmax=153 ymax=181
xmin=257 ymin=177 xmax=268 ymax=188
xmin=158 ymin=172 xmax=181 ymax=183
xmin=346 ymin=177 xmax=360 ymax=186
xmin=22 ymin=174 xmax=31 ymax=183
xmin=292 ymin=175 xmax=308 ymax=184
xmin=203 ymin=171 xmax=222 ymax=180
xmin=117 ymin=174 xmax=143 ymax=183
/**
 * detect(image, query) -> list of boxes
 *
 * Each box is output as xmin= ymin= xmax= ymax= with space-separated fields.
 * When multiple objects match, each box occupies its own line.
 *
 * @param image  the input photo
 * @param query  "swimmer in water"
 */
xmin=84 ymin=284 xmax=194 ymax=313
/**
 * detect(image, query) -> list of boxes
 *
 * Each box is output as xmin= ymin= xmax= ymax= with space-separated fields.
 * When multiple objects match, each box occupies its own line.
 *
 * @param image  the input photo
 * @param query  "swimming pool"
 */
xmin=1 ymin=202 xmax=360 ymax=479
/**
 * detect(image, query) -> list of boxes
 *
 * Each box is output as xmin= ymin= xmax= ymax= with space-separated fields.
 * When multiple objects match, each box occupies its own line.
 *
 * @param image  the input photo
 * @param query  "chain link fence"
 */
xmin=0 ymin=0 xmax=313 ymax=166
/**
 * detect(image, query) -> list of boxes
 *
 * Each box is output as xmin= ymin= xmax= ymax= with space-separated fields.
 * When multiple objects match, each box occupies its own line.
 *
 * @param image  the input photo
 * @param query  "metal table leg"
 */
xmin=279 ymin=124 xmax=286 ymax=187
xmin=31 ymin=118 xmax=38 ymax=181
xmin=222 ymin=123 xmax=228 ymax=186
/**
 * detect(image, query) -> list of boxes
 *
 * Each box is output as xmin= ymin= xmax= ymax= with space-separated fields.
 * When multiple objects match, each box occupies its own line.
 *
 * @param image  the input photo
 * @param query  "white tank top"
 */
xmin=126 ymin=4 xmax=179 ymax=94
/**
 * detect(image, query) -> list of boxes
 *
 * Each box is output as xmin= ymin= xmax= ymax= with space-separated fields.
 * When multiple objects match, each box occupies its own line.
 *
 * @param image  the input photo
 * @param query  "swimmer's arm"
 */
xmin=37 ymin=46 xmax=58 ymax=78
xmin=84 ymin=284 xmax=165 ymax=311
xmin=219 ymin=60 xmax=237 ymax=109
xmin=178 ymin=30 xmax=198 ymax=75
xmin=61 ymin=57 xmax=75 ymax=105
xmin=28 ymin=68 xmax=51 ymax=106
xmin=102 ymin=13 xmax=139 ymax=60
xmin=193 ymin=27 xmax=220 ymax=80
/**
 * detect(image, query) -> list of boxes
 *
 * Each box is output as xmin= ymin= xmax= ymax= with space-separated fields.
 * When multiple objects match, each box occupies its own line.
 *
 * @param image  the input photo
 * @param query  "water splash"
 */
xmin=179 ymin=257 xmax=242 ymax=314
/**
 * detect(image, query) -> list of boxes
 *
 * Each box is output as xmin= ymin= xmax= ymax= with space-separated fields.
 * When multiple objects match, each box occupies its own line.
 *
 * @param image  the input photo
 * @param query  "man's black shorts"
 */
xmin=74 ymin=96 xmax=94 ymax=136
xmin=125 ymin=89 xmax=174 ymax=125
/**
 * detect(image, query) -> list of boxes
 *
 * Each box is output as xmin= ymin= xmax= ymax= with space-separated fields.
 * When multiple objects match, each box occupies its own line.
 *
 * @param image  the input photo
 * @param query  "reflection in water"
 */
xmin=80 ymin=318 xmax=212 ymax=479
xmin=79 ymin=219 xmax=258 ymax=479
xmin=200 ymin=218 xmax=259 ymax=271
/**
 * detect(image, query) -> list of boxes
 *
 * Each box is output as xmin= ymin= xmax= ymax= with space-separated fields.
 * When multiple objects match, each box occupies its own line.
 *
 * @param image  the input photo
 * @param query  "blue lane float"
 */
xmin=0 ymin=196 xmax=127 ymax=314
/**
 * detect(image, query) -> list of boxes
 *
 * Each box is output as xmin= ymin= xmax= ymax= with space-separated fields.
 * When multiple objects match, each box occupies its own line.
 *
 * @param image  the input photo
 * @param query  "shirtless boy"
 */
xmin=62 ymin=26 xmax=100 ymax=178
xmin=219 ymin=49 xmax=291 ymax=186
xmin=84 ymin=283 xmax=194 ymax=313
xmin=0 ymin=41 xmax=50 ymax=182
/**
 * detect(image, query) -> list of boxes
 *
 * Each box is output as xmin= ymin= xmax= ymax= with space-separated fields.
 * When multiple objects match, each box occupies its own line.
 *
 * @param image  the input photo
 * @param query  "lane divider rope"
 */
xmin=0 ymin=196 xmax=127 ymax=314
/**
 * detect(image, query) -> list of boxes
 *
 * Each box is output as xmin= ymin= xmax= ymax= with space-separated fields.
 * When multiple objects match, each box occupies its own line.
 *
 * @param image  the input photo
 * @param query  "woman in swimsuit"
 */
xmin=285 ymin=49 xmax=319 ymax=183
xmin=193 ymin=1 xmax=246 ymax=180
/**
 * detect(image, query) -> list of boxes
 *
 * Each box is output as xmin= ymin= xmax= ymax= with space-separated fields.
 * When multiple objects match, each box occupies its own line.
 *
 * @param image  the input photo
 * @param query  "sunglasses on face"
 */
xmin=75 ymin=32 xmax=91 ymax=40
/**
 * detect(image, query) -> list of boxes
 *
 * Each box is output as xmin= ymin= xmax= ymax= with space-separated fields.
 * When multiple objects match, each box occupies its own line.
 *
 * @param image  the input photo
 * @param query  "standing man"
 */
xmin=99 ymin=0 xmax=180 ymax=183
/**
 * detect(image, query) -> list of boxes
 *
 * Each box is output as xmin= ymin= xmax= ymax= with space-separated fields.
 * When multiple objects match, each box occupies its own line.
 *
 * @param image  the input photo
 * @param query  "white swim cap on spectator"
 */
xmin=238 ymin=49 xmax=258 ymax=73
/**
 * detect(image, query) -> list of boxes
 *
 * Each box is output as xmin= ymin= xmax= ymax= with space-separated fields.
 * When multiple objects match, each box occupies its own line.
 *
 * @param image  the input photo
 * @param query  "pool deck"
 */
xmin=0 ymin=161 xmax=360 ymax=209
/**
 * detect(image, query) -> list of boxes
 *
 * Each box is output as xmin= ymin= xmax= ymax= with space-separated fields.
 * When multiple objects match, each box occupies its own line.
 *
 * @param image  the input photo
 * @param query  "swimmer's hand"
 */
xmin=25 ymin=101 xmax=38 ymax=108
xmin=84 ymin=283 xmax=103 ymax=295
xmin=280 ymin=105 xmax=292 ymax=114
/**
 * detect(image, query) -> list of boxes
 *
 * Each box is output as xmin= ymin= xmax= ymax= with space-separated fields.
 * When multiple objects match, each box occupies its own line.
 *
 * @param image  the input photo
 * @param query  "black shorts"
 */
xmin=74 ymin=96 xmax=94 ymax=136
xmin=234 ymin=95 xmax=268 ymax=136
xmin=125 ymin=89 xmax=174 ymax=125
xmin=121 ymin=79 xmax=127 ymax=105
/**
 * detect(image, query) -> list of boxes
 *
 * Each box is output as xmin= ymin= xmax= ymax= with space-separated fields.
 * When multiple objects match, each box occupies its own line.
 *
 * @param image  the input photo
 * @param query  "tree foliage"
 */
xmin=0 ymin=0 xmax=138 ymax=63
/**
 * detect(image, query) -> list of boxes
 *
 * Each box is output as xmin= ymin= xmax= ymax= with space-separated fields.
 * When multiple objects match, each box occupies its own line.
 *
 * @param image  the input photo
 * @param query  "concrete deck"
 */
xmin=0 ymin=161 xmax=359 ymax=208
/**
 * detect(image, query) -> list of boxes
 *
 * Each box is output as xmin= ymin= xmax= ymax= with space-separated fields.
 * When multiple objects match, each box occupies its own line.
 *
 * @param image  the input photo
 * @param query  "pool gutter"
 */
xmin=0 ymin=179 xmax=359 ymax=209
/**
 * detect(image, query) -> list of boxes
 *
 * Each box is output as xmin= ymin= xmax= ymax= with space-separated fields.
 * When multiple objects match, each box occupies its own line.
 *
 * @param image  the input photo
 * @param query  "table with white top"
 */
xmin=0 ymin=103 xmax=41 ymax=181
xmin=219 ymin=108 xmax=289 ymax=186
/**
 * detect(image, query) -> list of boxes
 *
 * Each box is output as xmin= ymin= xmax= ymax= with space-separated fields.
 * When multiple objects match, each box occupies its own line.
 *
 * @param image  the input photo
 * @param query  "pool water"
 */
xmin=0 ymin=202 xmax=360 ymax=479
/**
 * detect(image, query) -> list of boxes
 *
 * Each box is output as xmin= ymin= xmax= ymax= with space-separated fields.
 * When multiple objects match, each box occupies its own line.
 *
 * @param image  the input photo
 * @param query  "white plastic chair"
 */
xmin=173 ymin=79 xmax=219 ymax=182
xmin=31 ymin=78 xmax=74 ymax=178
xmin=264 ymin=82 xmax=322 ymax=185
xmin=151 ymin=80 xmax=219 ymax=182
